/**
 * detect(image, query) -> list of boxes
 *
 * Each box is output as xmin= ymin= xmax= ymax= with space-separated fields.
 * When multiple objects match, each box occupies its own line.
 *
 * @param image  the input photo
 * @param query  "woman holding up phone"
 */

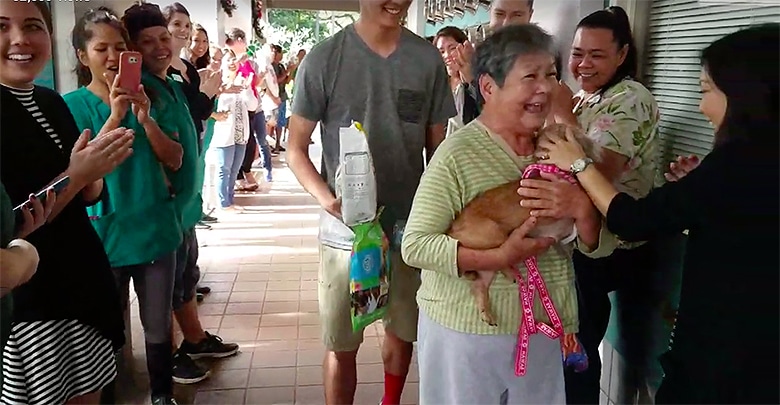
xmin=0 ymin=2 xmax=134 ymax=404
xmin=63 ymin=7 xmax=187 ymax=403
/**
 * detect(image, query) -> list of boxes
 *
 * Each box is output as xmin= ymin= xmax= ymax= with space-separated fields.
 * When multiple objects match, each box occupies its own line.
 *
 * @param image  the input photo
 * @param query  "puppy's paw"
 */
xmin=480 ymin=309 xmax=498 ymax=327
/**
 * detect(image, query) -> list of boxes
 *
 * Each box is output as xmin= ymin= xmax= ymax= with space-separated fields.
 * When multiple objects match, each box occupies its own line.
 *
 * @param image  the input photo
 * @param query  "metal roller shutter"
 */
xmin=645 ymin=0 xmax=780 ymax=161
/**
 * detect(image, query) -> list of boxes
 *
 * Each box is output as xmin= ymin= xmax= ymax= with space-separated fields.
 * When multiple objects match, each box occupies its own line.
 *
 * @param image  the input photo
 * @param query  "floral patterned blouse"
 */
xmin=574 ymin=79 xmax=662 ymax=199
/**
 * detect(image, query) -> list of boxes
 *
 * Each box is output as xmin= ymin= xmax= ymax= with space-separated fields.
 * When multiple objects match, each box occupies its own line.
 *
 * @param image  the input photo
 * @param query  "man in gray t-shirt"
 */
xmin=286 ymin=1 xmax=455 ymax=403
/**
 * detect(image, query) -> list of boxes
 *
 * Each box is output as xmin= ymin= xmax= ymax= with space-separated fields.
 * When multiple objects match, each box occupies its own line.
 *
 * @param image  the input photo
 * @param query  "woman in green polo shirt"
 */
xmin=63 ymin=7 xmax=184 ymax=405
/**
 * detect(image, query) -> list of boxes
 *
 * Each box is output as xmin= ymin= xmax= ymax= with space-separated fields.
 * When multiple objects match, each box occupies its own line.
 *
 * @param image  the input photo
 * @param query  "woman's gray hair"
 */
xmin=473 ymin=24 xmax=557 ymax=87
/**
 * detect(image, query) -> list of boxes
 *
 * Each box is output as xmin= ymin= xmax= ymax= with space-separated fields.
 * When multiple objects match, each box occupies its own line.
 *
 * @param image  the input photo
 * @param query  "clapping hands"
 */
xmin=68 ymin=128 xmax=134 ymax=187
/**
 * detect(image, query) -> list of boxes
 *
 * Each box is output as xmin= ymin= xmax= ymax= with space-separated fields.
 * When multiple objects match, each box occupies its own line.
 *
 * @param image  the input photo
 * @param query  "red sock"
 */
xmin=382 ymin=372 xmax=405 ymax=405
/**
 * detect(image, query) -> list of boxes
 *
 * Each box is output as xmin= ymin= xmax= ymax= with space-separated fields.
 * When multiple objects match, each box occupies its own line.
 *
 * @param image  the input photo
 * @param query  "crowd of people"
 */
xmin=0 ymin=0 xmax=777 ymax=404
xmin=0 ymin=1 xmax=304 ymax=404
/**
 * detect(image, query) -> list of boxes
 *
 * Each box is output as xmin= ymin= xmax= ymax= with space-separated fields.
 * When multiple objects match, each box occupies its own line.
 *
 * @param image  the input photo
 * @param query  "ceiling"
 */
xmin=264 ymin=0 xmax=360 ymax=12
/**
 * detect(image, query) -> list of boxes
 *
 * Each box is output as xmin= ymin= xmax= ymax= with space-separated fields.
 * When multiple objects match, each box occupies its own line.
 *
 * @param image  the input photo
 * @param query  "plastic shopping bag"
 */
xmin=348 ymin=209 xmax=391 ymax=332
xmin=335 ymin=122 xmax=377 ymax=227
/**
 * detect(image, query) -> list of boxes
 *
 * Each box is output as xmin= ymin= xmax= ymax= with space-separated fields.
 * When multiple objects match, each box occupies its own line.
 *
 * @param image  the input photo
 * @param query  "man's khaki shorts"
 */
xmin=318 ymin=244 xmax=421 ymax=352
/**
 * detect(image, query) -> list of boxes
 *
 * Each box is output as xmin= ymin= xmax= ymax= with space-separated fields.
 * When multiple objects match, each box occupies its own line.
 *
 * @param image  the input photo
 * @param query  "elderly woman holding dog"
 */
xmin=537 ymin=24 xmax=779 ymax=405
xmin=402 ymin=25 xmax=615 ymax=405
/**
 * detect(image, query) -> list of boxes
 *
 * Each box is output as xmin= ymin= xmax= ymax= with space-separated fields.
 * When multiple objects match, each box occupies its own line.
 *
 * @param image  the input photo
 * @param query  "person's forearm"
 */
xmin=573 ymin=203 xmax=601 ymax=250
xmin=99 ymin=115 xmax=122 ymax=136
xmin=287 ymin=147 xmax=334 ymax=205
xmin=456 ymin=245 xmax=507 ymax=273
xmin=81 ymin=179 xmax=103 ymax=204
xmin=425 ymin=125 xmax=446 ymax=163
xmin=45 ymin=171 xmax=88 ymax=220
xmin=576 ymin=165 xmax=620 ymax=215
xmin=142 ymin=118 xmax=183 ymax=171
xmin=0 ymin=248 xmax=36 ymax=296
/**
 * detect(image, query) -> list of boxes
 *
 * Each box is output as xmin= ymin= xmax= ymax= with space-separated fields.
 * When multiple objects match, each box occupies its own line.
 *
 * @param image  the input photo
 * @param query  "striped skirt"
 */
xmin=1 ymin=319 xmax=116 ymax=404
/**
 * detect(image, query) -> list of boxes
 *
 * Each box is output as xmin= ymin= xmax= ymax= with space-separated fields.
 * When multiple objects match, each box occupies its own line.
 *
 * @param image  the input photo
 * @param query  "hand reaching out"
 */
xmin=664 ymin=155 xmax=700 ymax=182
xmin=536 ymin=125 xmax=587 ymax=171
xmin=518 ymin=171 xmax=591 ymax=220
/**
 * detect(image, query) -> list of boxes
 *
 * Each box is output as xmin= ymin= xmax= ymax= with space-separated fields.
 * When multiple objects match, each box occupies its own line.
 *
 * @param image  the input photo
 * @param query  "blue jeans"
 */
xmin=252 ymin=112 xmax=273 ymax=173
xmin=216 ymin=144 xmax=246 ymax=208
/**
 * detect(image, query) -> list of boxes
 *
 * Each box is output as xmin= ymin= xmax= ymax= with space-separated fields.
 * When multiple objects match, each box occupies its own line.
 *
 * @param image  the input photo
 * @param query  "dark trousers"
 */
xmin=564 ymin=241 xmax=659 ymax=404
xmin=237 ymin=112 xmax=258 ymax=180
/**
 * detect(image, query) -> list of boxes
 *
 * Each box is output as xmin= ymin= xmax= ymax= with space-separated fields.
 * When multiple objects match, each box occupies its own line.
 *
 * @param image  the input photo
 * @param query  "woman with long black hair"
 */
xmin=536 ymin=24 xmax=779 ymax=404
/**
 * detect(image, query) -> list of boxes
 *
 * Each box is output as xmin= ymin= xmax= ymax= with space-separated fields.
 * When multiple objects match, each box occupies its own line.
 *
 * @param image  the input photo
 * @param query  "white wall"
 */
xmin=183 ymin=2 xmax=221 ymax=44
xmin=220 ymin=0 xmax=253 ymax=45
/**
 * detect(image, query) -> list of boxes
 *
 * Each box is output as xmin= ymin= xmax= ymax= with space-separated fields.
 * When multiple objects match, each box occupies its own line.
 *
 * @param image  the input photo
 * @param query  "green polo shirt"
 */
xmin=141 ymin=71 xmax=202 ymax=231
xmin=63 ymin=87 xmax=183 ymax=267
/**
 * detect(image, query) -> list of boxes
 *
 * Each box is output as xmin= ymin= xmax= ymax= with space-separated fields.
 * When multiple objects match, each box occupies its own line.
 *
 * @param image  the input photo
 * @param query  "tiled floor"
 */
xmin=116 ymin=142 xmax=419 ymax=404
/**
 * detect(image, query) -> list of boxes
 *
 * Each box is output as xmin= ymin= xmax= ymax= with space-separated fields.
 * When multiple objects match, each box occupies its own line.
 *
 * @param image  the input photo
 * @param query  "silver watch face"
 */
xmin=572 ymin=158 xmax=591 ymax=173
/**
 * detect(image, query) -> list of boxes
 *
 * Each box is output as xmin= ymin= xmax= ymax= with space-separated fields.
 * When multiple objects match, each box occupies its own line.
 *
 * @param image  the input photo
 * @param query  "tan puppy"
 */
xmin=447 ymin=124 xmax=600 ymax=326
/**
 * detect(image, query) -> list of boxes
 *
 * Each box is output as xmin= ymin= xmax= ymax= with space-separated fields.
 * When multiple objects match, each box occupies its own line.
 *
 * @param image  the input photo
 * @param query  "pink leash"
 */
xmin=514 ymin=163 xmax=578 ymax=376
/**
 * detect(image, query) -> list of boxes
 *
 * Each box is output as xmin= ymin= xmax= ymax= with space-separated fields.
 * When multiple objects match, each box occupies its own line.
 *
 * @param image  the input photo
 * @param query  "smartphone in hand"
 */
xmin=12 ymin=176 xmax=70 ymax=214
xmin=118 ymin=51 xmax=143 ymax=92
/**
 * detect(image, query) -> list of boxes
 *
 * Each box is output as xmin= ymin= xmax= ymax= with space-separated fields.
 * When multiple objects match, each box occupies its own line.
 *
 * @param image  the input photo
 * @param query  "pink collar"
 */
xmin=522 ymin=163 xmax=577 ymax=185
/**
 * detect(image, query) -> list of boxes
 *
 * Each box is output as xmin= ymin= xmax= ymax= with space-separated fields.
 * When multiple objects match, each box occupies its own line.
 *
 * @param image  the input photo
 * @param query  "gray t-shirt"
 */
xmin=293 ymin=24 xmax=456 ymax=244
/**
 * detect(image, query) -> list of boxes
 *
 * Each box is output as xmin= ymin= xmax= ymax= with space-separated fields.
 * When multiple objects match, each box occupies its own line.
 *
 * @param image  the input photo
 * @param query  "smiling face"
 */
xmin=0 ymin=2 xmax=52 ymax=88
xmin=167 ymin=12 xmax=191 ymax=52
xmin=489 ymin=0 xmax=533 ymax=31
xmin=569 ymin=27 xmax=627 ymax=93
xmin=134 ymin=26 xmax=172 ymax=76
xmin=190 ymin=29 xmax=208 ymax=59
xmin=359 ymin=0 xmax=412 ymax=29
xmin=222 ymin=52 xmax=239 ymax=82
xmin=435 ymin=35 xmax=460 ymax=78
xmin=699 ymin=68 xmax=727 ymax=130
xmin=481 ymin=52 xmax=557 ymax=134
xmin=78 ymin=22 xmax=128 ymax=85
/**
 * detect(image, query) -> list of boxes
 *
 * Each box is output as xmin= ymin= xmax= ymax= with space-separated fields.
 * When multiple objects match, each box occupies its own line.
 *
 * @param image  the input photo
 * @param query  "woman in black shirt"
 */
xmin=532 ymin=24 xmax=779 ymax=404
xmin=0 ymin=2 xmax=133 ymax=403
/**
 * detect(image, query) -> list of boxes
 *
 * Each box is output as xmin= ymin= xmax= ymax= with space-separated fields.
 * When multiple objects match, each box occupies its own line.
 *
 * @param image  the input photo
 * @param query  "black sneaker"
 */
xmin=179 ymin=332 xmax=239 ymax=359
xmin=196 ymin=286 xmax=211 ymax=294
xmin=172 ymin=350 xmax=210 ymax=384
xmin=151 ymin=395 xmax=179 ymax=405
xmin=201 ymin=213 xmax=218 ymax=223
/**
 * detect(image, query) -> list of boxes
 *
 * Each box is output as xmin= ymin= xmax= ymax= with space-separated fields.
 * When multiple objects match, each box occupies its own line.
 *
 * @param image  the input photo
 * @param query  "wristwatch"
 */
xmin=570 ymin=157 xmax=594 ymax=175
